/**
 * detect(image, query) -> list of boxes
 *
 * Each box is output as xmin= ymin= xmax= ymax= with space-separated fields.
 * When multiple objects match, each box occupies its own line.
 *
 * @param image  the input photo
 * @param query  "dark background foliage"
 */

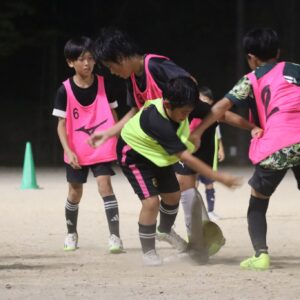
xmin=0 ymin=0 xmax=299 ymax=166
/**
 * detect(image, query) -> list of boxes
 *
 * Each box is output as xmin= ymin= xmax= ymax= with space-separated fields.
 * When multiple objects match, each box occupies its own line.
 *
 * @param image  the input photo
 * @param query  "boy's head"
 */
xmin=94 ymin=28 xmax=142 ymax=78
xmin=64 ymin=36 xmax=94 ymax=61
xmin=64 ymin=36 xmax=95 ymax=76
xmin=243 ymin=28 xmax=280 ymax=64
xmin=199 ymin=86 xmax=214 ymax=105
xmin=163 ymin=77 xmax=198 ymax=122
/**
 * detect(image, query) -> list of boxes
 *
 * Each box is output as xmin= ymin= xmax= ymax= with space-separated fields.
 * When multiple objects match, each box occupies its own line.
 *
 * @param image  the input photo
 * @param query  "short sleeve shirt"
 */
xmin=225 ymin=62 xmax=300 ymax=169
xmin=140 ymin=104 xmax=187 ymax=155
xmin=52 ymin=75 xmax=118 ymax=118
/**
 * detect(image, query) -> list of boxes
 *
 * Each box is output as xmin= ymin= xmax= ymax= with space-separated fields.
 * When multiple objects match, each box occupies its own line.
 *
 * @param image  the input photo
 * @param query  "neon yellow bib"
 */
xmin=121 ymin=99 xmax=195 ymax=167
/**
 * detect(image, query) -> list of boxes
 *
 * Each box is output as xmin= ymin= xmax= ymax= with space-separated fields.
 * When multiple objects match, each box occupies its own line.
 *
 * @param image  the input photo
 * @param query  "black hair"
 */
xmin=94 ymin=27 xmax=142 ymax=63
xmin=243 ymin=28 xmax=279 ymax=61
xmin=199 ymin=86 xmax=214 ymax=101
xmin=163 ymin=77 xmax=198 ymax=109
xmin=64 ymin=36 xmax=94 ymax=61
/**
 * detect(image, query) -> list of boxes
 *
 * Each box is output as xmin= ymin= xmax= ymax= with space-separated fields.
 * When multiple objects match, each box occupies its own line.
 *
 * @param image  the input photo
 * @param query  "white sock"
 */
xmin=180 ymin=188 xmax=196 ymax=236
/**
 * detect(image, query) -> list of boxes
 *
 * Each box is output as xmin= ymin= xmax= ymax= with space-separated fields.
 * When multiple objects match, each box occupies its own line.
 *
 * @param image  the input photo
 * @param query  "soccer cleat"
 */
xmin=64 ymin=233 xmax=78 ymax=251
xmin=240 ymin=253 xmax=270 ymax=271
xmin=109 ymin=234 xmax=124 ymax=254
xmin=156 ymin=228 xmax=188 ymax=253
xmin=208 ymin=211 xmax=220 ymax=222
xmin=142 ymin=249 xmax=162 ymax=266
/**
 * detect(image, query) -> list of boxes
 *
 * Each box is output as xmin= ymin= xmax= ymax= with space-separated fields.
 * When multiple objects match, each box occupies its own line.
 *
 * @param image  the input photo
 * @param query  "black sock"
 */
xmin=65 ymin=199 xmax=79 ymax=234
xmin=139 ymin=223 xmax=156 ymax=253
xmin=157 ymin=201 xmax=179 ymax=233
xmin=103 ymin=195 xmax=120 ymax=237
xmin=206 ymin=188 xmax=215 ymax=212
xmin=247 ymin=195 xmax=269 ymax=255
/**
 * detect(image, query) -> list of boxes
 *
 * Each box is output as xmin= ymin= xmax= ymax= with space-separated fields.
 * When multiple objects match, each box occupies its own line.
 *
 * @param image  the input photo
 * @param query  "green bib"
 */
xmin=121 ymin=99 xmax=195 ymax=167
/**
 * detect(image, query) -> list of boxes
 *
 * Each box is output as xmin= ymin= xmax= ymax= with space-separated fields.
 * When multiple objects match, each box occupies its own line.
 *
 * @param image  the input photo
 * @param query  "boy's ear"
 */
xmin=163 ymin=99 xmax=171 ymax=109
xmin=66 ymin=59 xmax=74 ymax=68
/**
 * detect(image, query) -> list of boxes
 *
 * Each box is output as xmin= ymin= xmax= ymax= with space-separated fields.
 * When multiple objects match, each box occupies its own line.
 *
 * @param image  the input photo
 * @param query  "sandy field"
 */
xmin=0 ymin=166 xmax=300 ymax=300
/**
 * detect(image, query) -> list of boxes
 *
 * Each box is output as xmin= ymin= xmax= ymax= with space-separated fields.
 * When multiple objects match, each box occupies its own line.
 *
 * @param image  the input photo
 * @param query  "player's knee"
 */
xmin=96 ymin=176 xmax=113 ymax=196
xmin=251 ymin=188 xmax=270 ymax=199
xmin=68 ymin=183 xmax=83 ymax=202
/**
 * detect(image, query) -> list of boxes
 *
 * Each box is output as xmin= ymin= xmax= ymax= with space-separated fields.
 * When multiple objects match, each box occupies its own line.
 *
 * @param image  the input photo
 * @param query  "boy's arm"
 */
xmin=57 ymin=118 xmax=81 ymax=169
xmin=176 ymin=150 xmax=242 ymax=189
xmin=88 ymin=107 xmax=138 ymax=147
xmin=220 ymin=111 xmax=256 ymax=131
xmin=190 ymin=97 xmax=263 ymax=148
xmin=218 ymin=139 xmax=225 ymax=162
xmin=111 ymin=108 xmax=119 ymax=122
xmin=189 ymin=98 xmax=232 ymax=149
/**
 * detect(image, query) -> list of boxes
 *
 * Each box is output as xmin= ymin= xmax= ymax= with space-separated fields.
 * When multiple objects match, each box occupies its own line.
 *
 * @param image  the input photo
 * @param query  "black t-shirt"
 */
xmin=140 ymin=104 xmax=187 ymax=155
xmin=139 ymin=101 xmax=217 ymax=164
xmin=126 ymin=56 xmax=190 ymax=107
xmin=189 ymin=101 xmax=218 ymax=165
xmin=53 ymin=75 xmax=118 ymax=118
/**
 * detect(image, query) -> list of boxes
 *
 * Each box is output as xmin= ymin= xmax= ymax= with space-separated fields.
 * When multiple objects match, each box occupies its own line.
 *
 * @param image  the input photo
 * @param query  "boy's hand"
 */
xmin=218 ymin=173 xmax=243 ymax=189
xmin=218 ymin=148 xmax=225 ymax=162
xmin=88 ymin=131 xmax=110 ymax=148
xmin=251 ymin=126 xmax=264 ymax=138
xmin=66 ymin=151 xmax=81 ymax=169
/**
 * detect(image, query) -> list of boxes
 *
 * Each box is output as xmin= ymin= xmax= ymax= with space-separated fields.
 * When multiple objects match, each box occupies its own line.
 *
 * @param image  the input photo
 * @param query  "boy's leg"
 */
xmin=291 ymin=164 xmax=300 ymax=190
xmin=241 ymin=165 xmax=287 ymax=270
xmin=139 ymin=196 xmax=162 ymax=266
xmin=117 ymin=138 xmax=162 ymax=264
xmin=93 ymin=163 xmax=123 ymax=253
xmin=156 ymin=191 xmax=188 ymax=253
xmin=139 ymin=196 xmax=160 ymax=252
xmin=66 ymin=183 xmax=82 ymax=234
xmin=174 ymin=162 xmax=197 ymax=237
xmin=96 ymin=175 xmax=120 ymax=237
xmin=64 ymin=164 xmax=87 ymax=251
xmin=198 ymin=176 xmax=217 ymax=217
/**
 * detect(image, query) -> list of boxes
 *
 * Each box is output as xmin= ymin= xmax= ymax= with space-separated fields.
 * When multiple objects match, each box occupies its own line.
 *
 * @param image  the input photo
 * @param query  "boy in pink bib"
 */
xmin=52 ymin=36 xmax=124 ymax=253
xmin=192 ymin=28 xmax=300 ymax=270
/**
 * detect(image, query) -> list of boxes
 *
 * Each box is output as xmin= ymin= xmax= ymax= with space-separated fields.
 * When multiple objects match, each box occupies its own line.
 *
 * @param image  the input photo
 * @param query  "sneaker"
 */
xmin=109 ymin=234 xmax=124 ymax=254
xmin=240 ymin=253 xmax=270 ymax=271
xmin=208 ymin=211 xmax=220 ymax=222
xmin=156 ymin=228 xmax=188 ymax=252
xmin=143 ymin=249 xmax=162 ymax=266
xmin=64 ymin=233 xmax=78 ymax=251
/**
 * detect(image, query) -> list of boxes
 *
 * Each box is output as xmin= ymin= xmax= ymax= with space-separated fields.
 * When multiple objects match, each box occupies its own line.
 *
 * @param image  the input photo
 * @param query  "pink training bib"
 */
xmin=130 ymin=54 xmax=169 ymax=109
xmin=63 ymin=75 xmax=117 ymax=165
xmin=247 ymin=62 xmax=300 ymax=164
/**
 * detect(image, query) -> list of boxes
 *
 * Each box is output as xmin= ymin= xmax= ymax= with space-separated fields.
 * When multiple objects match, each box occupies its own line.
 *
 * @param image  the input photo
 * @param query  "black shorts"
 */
xmin=66 ymin=162 xmax=115 ymax=184
xmin=117 ymin=137 xmax=180 ymax=200
xmin=173 ymin=147 xmax=214 ymax=176
xmin=173 ymin=161 xmax=196 ymax=175
xmin=249 ymin=164 xmax=300 ymax=197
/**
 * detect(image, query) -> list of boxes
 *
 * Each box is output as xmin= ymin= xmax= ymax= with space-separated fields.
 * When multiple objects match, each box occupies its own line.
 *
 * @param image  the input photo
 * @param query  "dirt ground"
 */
xmin=0 ymin=166 xmax=300 ymax=300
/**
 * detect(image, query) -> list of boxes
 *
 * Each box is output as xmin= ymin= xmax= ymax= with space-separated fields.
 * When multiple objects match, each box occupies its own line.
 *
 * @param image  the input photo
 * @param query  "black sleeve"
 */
xmin=189 ymin=100 xmax=211 ymax=121
xmin=53 ymin=85 xmax=67 ymax=112
xmin=126 ymin=80 xmax=137 ymax=108
xmin=189 ymin=101 xmax=217 ymax=166
xmin=140 ymin=105 xmax=187 ymax=155
xmin=149 ymin=58 xmax=190 ymax=91
xmin=103 ymin=77 xmax=117 ymax=103
xmin=103 ymin=75 xmax=128 ymax=106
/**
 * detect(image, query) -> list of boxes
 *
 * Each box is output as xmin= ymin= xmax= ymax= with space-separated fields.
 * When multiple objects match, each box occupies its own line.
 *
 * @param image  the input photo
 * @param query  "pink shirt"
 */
xmin=130 ymin=54 xmax=169 ymax=109
xmin=247 ymin=62 xmax=300 ymax=164
xmin=63 ymin=75 xmax=117 ymax=165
